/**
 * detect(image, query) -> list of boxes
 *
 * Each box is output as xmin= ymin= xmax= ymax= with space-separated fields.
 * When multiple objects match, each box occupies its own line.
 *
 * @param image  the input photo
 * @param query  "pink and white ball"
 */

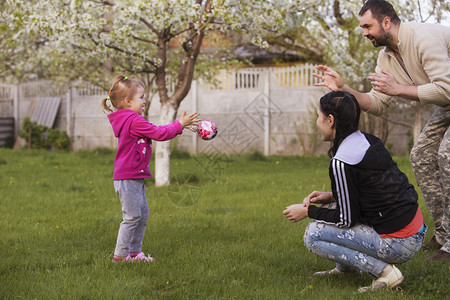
xmin=197 ymin=120 xmax=218 ymax=140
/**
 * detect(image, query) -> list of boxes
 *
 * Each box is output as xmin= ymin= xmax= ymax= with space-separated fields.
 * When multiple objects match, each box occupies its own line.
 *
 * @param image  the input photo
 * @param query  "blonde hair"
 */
xmin=101 ymin=75 xmax=145 ymax=114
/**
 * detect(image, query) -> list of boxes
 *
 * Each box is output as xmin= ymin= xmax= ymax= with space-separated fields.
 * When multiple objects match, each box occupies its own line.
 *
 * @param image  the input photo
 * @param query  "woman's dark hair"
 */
xmin=359 ymin=0 xmax=400 ymax=25
xmin=319 ymin=91 xmax=361 ymax=157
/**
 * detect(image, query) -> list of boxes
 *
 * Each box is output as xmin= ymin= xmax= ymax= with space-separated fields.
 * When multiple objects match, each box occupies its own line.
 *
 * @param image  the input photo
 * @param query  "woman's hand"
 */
xmin=303 ymin=191 xmax=334 ymax=207
xmin=283 ymin=204 xmax=308 ymax=223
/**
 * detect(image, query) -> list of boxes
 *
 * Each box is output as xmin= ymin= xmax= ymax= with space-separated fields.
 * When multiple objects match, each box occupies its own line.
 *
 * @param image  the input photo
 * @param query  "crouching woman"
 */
xmin=283 ymin=91 xmax=426 ymax=292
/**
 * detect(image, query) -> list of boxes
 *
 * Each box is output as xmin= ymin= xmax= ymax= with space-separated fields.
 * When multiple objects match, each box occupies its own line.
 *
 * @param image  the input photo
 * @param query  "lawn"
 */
xmin=0 ymin=148 xmax=447 ymax=299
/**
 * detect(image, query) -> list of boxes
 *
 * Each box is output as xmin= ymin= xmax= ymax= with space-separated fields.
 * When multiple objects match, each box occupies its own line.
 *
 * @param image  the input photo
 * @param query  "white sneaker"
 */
xmin=358 ymin=265 xmax=404 ymax=293
xmin=313 ymin=268 xmax=343 ymax=276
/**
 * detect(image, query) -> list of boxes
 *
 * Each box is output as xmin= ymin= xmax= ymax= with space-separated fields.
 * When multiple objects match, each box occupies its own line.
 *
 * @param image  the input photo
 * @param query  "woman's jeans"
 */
xmin=304 ymin=221 xmax=427 ymax=278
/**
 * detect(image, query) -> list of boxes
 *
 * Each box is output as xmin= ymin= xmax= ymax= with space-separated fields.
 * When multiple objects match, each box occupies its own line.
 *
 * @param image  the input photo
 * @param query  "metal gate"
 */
xmin=0 ymin=84 xmax=17 ymax=147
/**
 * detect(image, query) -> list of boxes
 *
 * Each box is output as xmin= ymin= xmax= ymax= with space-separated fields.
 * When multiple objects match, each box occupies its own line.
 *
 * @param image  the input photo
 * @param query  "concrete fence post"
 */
xmin=13 ymin=84 xmax=19 ymax=139
xmin=264 ymin=69 xmax=270 ymax=156
xmin=66 ymin=87 xmax=72 ymax=137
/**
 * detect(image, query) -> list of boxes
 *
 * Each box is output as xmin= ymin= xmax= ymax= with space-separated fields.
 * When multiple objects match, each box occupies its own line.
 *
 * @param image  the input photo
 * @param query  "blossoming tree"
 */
xmin=6 ymin=0 xmax=305 ymax=185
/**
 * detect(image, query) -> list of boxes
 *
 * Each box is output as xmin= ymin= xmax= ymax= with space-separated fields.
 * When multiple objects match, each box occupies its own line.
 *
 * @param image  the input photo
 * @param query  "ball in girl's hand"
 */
xmin=197 ymin=120 xmax=218 ymax=140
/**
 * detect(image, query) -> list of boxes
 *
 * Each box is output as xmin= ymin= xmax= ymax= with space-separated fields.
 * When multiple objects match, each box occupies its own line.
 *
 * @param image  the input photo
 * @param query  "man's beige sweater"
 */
xmin=367 ymin=22 xmax=450 ymax=116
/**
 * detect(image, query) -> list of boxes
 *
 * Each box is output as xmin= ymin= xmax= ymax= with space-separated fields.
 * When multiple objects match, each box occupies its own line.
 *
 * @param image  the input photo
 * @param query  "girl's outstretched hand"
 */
xmin=179 ymin=111 xmax=201 ymax=132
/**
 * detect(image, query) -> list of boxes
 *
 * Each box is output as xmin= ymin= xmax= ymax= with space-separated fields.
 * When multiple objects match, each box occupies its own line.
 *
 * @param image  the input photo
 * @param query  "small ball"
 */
xmin=197 ymin=120 xmax=218 ymax=140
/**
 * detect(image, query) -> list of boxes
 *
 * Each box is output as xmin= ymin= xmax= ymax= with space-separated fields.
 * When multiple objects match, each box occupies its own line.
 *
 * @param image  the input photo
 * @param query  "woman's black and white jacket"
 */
xmin=307 ymin=130 xmax=418 ymax=234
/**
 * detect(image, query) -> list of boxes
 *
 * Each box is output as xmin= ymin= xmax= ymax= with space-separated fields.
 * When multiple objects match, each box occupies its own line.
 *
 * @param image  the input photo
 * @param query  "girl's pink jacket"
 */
xmin=107 ymin=109 xmax=182 ymax=180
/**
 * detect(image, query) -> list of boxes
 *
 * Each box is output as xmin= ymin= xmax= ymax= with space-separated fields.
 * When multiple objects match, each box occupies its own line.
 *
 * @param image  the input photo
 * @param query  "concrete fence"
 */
xmin=0 ymin=64 xmax=414 ymax=155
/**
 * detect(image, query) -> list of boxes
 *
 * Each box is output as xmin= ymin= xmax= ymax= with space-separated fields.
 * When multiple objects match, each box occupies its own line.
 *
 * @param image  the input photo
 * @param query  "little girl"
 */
xmin=283 ymin=91 xmax=426 ymax=292
xmin=101 ymin=75 xmax=200 ymax=262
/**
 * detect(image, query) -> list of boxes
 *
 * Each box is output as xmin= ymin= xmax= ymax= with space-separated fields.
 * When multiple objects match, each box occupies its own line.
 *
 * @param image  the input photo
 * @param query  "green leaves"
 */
xmin=19 ymin=118 xmax=71 ymax=151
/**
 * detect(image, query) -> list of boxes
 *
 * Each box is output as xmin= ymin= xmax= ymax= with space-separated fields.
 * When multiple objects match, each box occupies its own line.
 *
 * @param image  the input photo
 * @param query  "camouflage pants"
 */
xmin=410 ymin=107 xmax=450 ymax=253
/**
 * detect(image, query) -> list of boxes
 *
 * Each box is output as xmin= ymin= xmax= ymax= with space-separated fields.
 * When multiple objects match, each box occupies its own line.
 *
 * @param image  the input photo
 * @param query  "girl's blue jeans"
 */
xmin=304 ymin=221 xmax=427 ymax=278
xmin=114 ymin=179 xmax=149 ymax=257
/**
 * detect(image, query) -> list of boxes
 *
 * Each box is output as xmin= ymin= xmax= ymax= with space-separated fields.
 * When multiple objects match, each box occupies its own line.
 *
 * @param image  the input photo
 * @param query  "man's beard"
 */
xmin=367 ymin=27 xmax=391 ymax=47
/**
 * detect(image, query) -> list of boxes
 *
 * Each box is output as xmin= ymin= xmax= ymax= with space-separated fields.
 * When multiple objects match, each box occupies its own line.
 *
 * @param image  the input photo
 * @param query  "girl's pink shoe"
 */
xmin=129 ymin=252 xmax=153 ymax=262
xmin=112 ymin=255 xmax=132 ymax=262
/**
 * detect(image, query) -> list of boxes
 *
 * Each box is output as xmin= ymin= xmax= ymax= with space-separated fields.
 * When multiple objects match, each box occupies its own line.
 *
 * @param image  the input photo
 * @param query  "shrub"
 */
xmin=1 ymin=136 xmax=15 ymax=148
xmin=247 ymin=150 xmax=267 ymax=161
xmin=19 ymin=117 xmax=71 ymax=151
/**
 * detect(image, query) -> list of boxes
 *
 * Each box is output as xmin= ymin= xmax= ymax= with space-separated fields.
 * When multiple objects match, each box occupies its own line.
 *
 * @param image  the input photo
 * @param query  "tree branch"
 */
xmin=180 ymin=10 xmax=215 ymax=49
xmin=395 ymin=98 xmax=416 ymax=108
xmin=333 ymin=0 xmax=346 ymax=26
xmin=131 ymin=34 xmax=157 ymax=45
xmin=113 ymin=60 xmax=156 ymax=74
xmin=379 ymin=115 xmax=412 ymax=128
xmin=139 ymin=17 xmax=161 ymax=37
xmin=88 ymin=0 xmax=114 ymax=7
xmin=170 ymin=0 xmax=210 ymax=104
xmin=104 ymin=43 xmax=158 ymax=67
xmin=169 ymin=26 xmax=194 ymax=39
xmin=417 ymin=0 xmax=436 ymax=23
xmin=71 ymin=42 xmax=95 ymax=52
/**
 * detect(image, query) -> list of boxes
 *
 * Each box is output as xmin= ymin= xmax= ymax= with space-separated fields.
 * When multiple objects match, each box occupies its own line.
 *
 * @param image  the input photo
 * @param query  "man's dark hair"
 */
xmin=359 ymin=0 xmax=401 ymax=24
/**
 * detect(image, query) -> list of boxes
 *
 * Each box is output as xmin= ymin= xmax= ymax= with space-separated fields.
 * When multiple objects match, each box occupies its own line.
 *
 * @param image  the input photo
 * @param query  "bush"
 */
xmin=1 ymin=136 xmax=15 ymax=148
xmin=247 ymin=150 xmax=267 ymax=161
xmin=19 ymin=117 xmax=71 ymax=151
xmin=48 ymin=128 xmax=71 ymax=151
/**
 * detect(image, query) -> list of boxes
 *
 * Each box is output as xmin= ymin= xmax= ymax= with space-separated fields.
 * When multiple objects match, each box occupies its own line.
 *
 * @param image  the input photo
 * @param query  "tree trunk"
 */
xmin=152 ymin=0 xmax=208 ymax=186
xmin=154 ymin=101 xmax=178 ymax=186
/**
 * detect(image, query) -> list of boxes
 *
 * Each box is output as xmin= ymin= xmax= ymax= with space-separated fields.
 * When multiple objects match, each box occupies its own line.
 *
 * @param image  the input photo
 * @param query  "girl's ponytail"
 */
xmin=101 ymin=97 xmax=113 ymax=114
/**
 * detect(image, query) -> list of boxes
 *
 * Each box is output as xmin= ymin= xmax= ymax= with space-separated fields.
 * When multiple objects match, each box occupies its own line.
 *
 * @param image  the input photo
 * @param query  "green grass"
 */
xmin=0 ymin=149 xmax=447 ymax=299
